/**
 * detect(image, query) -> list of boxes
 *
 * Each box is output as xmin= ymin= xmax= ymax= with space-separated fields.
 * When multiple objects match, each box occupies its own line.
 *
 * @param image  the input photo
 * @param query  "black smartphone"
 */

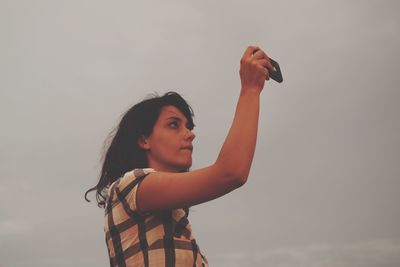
xmin=268 ymin=58 xmax=283 ymax=83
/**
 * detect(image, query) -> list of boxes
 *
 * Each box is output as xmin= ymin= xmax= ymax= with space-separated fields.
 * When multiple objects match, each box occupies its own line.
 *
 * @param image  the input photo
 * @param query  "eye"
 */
xmin=169 ymin=121 xmax=179 ymax=128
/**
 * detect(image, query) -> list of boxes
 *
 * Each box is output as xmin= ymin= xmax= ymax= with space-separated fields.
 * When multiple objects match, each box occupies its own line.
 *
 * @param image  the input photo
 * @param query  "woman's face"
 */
xmin=139 ymin=105 xmax=196 ymax=172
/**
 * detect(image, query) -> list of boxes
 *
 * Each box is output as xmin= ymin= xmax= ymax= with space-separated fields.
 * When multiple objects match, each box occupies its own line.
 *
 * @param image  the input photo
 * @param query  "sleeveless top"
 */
xmin=104 ymin=168 xmax=209 ymax=267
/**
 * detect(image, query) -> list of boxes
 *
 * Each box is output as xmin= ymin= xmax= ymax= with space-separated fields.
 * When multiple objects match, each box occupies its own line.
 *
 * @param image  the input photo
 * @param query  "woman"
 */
xmin=85 ymin=46 xmax=273 ymax=266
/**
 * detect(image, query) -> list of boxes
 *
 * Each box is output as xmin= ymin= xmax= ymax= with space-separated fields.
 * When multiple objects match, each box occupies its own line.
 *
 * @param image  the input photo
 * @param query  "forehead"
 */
xmin=159 ymin=105 xmax=187 ymax=122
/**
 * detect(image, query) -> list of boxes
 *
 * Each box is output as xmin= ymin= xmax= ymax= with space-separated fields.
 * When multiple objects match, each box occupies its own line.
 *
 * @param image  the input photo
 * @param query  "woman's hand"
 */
xmin=239 ymin=46 xmax=273 ymax=93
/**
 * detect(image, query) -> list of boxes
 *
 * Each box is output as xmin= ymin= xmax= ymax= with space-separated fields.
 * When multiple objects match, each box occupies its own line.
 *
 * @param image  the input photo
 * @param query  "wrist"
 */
xmin=240 ymin=87 xmax=261 ymax=96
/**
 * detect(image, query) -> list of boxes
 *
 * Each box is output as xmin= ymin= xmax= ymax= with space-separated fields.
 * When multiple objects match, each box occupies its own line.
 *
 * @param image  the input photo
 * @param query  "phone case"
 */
xmin=268 ymin=58 xmax=283 ymax=83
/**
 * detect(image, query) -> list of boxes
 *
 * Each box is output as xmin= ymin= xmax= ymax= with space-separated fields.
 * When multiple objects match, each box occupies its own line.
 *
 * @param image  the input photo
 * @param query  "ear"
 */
xmin=138 ymin=135 xmax=150 ymax=150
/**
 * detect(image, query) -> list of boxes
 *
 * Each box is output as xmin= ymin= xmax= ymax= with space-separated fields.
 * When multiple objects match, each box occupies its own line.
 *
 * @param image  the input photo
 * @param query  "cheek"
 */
xmin=152 ymin=135 xmax=179 ymax=156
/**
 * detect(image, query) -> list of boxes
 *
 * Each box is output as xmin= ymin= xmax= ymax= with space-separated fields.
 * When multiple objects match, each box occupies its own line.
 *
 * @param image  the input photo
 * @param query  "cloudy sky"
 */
xmin=1 ymin=0 xmax=399 ymax=266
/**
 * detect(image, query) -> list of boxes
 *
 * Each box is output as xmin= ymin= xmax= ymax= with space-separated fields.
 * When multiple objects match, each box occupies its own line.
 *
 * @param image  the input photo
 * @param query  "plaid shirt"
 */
xmin=104 ymin=168 xmax=209 ymax=267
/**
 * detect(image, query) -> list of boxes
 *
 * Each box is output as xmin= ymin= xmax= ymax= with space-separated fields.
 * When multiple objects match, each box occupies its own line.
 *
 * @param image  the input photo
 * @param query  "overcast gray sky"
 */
xmin=1 ymin=0 xmax=399 ymax=266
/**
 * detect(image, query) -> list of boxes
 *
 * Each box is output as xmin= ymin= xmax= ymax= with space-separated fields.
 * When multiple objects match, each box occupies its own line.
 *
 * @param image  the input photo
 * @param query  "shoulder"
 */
xmin=105 ymin=168 xmax=157 ymax=214
xmin=105 ymin=168 xmax=156 ymax=204
xmin=117 ymin=168 xmax=157 ymax=190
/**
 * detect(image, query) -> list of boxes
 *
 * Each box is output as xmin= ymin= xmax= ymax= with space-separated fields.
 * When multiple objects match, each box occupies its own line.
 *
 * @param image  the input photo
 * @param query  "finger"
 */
xmin=258 ymin=58 xmax=273 ymax=70
xmin=261 ymin=50 xmax=269 ymax=60
xmin=264 ymin=67 xmax=270 ymax=80
xmin=243 ymin=46 xmax=260 ymax=58
xmin=256 ymin=58 xmax=271 ymax=69
xmin=252 ymin=49 xmax=271 ymax=61
xmin=258 ymin=50 xmax=271 ymax=65
xmin=251 ymin=49 xmax=265 ymax=60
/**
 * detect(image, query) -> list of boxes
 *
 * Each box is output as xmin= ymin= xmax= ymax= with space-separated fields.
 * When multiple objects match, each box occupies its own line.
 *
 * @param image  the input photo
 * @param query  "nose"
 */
xmin=185 ymin=129 xmax=196 ymax=142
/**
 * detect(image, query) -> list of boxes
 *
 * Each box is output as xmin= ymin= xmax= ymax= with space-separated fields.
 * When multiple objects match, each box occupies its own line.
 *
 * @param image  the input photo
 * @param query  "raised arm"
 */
xmin=136 ymin=46 xmax=272 ymax=212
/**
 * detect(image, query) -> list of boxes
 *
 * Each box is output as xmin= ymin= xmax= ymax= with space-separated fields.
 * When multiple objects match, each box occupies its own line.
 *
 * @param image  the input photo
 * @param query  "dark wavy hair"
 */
xmin=85 ymin=91 xmax=195 ymax=208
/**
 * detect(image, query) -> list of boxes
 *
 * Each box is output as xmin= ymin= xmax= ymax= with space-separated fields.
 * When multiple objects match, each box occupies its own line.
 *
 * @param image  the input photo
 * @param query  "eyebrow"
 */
xmin=167 ymin=116 xmax=187 ymax=123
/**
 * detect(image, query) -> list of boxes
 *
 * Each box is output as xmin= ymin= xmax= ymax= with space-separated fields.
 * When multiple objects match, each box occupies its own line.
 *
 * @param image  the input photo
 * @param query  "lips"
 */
xmin=181 ymin=145 xmax=193 ymax=152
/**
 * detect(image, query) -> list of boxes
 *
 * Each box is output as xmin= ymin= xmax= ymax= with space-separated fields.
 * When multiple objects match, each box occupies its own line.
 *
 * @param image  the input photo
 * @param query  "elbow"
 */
xmin=225 ymin=169 xmax=248 ymax=188
xmin=232 ymin=177 xmax=247 ymax=189
xmin=236 ymin=174 xmax=248 ymax=187
xmin=214 ymin=162 xmax=248 ymax=189
xmin=232 ymin=167 xmax=250 ymax=187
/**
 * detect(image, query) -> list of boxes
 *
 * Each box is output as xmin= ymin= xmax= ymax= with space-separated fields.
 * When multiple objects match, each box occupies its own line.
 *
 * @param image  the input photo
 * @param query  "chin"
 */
xmin=178 ymin=163 xmax=192 ymax=173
